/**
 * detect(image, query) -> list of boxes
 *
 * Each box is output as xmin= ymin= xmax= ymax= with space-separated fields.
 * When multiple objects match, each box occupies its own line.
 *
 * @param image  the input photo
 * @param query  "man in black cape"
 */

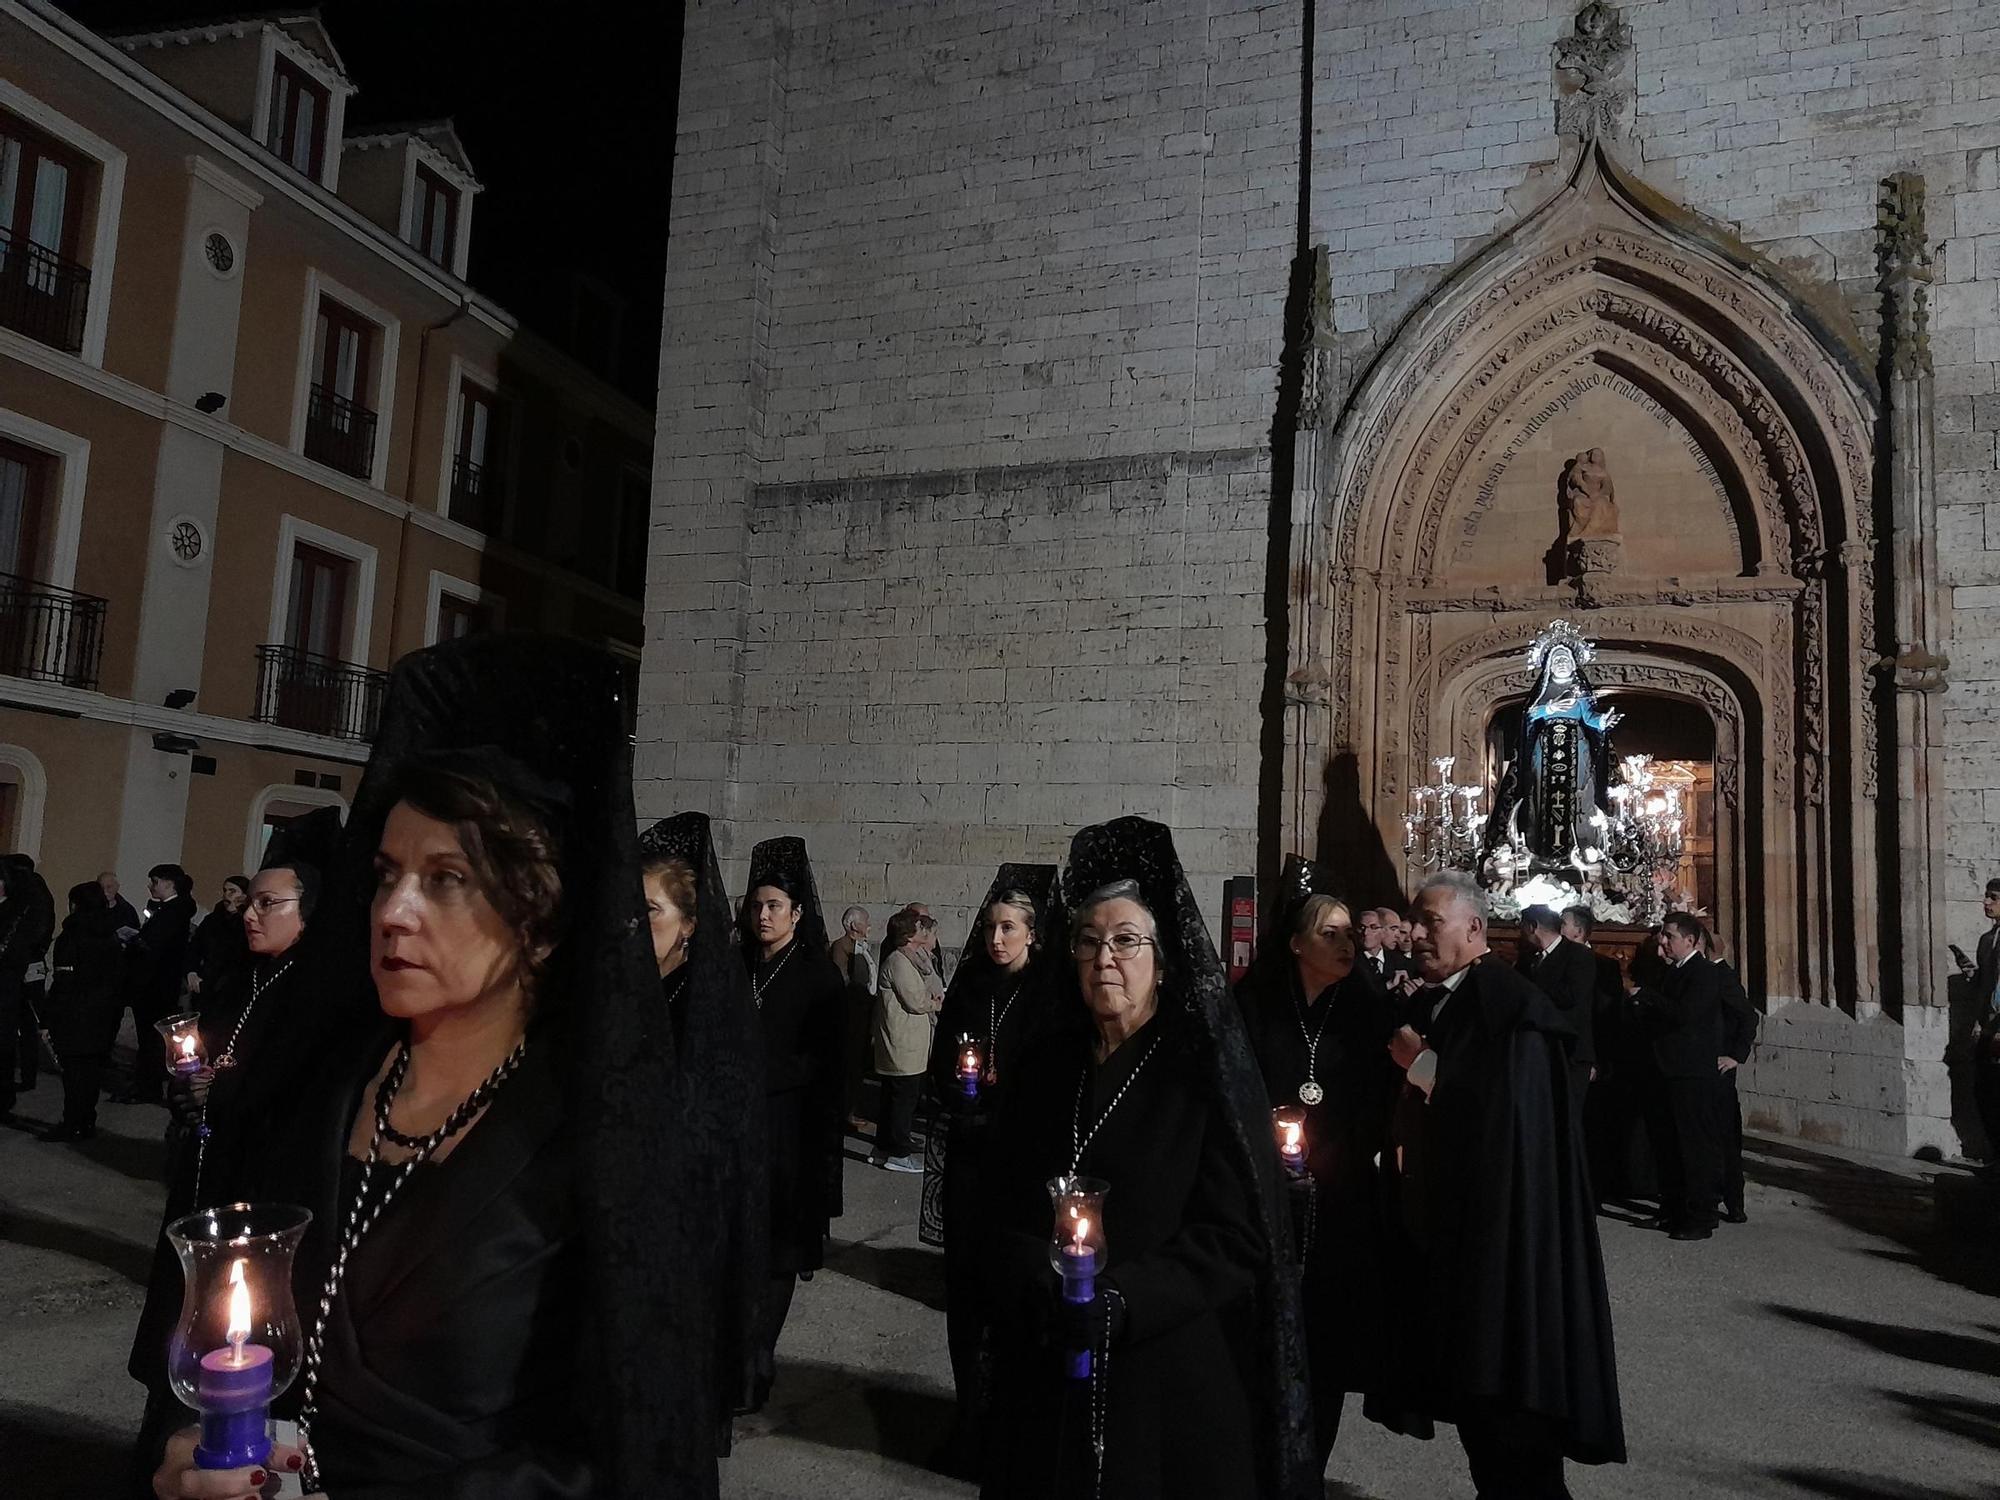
xmin=640 ymin=812 xmax=769 ymax=1453
xmin=1383 ymin=871 xmax=1624 ymax=1496
xmin=1628 ymin=909 xmax=1727 ymax=1241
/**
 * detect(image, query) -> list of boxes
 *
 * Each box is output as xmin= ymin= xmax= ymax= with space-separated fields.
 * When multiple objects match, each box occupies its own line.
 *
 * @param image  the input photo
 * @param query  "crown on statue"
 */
xmin=1527 ymin=618 xmax=1597 ymax=675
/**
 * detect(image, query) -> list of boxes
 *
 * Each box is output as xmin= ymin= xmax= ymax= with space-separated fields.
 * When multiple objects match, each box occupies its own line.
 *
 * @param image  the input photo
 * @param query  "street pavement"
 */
xmin=2 ymin=1078 xmax=1994 ymax=1500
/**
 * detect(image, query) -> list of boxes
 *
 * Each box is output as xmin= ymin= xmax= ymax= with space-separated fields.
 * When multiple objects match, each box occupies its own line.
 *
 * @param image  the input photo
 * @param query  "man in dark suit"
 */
xmin=1384 ymin=872 xmax=1625 ymax=1492
xmin=1517 ymin=902 xmax=1597 ymax=1104
xmin=1955 ymin=877 xmax=2000 ymax=1162
xmin=1629 ymin=910 xmax=1727 ymax=1241
xmin=1706 ymin=929 xmax=1758 ymax=1223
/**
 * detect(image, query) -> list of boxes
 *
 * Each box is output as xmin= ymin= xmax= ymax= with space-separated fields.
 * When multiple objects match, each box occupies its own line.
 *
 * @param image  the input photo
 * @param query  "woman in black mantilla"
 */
xmin=148 ymin=634 xmax=730 ymax=1498
xmin=981 ymin=817 xmax=1315 ymax=1500
xmin=739 ymin=836 xmax=846 ymax=1413
xmin=1233 ymin=859 xmax=1403 ymax=1473
xmin=640 ymin=812 xmax=768 ymax=1452
xmin=127 ymin=816 xmax=336 ymax=1495
xmin=921 ymin=864 xmax=1064 ymax=1480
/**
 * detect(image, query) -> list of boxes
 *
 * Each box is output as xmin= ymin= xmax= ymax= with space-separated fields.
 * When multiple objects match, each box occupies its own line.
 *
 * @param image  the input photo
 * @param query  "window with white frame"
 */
xmin=265 ymin=56 xmax=330 ymax=180
xmin=0 ymin=84 xmax=125 ymax=365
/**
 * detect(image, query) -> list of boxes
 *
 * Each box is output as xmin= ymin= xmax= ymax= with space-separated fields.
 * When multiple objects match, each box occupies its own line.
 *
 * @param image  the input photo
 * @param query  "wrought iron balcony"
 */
xmin=0 ymin=227 xmax=91 ymax=354
xmin=0 ymin=571 xmax=107 ymax=689
xmin=449 ymin=452 xmax=504 ymax=532
xmin=304 ymin=383 xmax=379 ymax=480
xmin=252 ymin=644 xmax=387 ymax=741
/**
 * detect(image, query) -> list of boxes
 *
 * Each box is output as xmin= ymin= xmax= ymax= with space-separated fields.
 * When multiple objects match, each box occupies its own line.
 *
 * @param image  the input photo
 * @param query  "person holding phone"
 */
xmin=1955 ymin=878 xmax=2000 ymax=1163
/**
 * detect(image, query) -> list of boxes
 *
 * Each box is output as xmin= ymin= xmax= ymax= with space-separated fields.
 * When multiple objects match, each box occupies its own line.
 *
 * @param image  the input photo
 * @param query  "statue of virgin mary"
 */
xmin=1485 ymin=620 xmax=1620 ymax=867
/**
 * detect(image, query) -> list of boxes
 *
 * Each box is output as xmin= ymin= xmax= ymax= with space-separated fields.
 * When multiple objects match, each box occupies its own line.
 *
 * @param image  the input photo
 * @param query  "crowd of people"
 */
xmin=5 ymin=632 xmax=1993 ymax=1500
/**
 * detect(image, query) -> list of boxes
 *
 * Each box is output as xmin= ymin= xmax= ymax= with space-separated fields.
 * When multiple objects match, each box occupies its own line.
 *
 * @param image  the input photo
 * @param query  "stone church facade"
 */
xmin=644 ymin=0 xmax=2000 ymax=1158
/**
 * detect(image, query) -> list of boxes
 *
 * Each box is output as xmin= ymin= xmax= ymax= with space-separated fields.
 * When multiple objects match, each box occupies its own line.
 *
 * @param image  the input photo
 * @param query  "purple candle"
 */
xmin=1060 ymin=1222 xmax=1098 ymax=1381
xmin=957 ymin=1045 xmax=982 ymax=1099
xmin=192 ymin=1264 xmax=274 ymax=1470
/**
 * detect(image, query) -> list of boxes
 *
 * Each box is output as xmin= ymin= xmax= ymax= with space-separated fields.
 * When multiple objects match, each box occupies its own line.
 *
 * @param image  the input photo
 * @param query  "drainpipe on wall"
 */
xmin=384 ymin=294 xmax=473 ymax=659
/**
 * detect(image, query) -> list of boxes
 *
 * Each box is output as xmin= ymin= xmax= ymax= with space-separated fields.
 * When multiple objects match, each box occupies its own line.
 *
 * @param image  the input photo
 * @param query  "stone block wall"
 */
xmin=645 ymin=0 xmax=1302 ymax=936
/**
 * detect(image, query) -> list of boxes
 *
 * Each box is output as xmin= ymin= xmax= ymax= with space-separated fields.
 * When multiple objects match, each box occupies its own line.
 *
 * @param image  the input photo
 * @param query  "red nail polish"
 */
xmin=248 ymin=1469 xmax=267 ymax=1486
xmin=288 ymin=1453 xmax=305 ymax=1470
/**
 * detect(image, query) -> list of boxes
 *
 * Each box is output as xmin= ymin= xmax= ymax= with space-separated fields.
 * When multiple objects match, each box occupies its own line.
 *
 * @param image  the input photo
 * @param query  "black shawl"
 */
xmin=639 ymin=812 xmax=768 ymax=1461
xmin=1059 ymin=817 xmax=1317 ymax=1500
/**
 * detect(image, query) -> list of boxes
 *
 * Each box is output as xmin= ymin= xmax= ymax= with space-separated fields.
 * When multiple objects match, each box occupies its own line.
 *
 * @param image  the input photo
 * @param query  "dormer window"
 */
xmin=266 ymin=56 xmax=329 ymax=179
xmin=412 ymin=164 xmax=457 ymax=269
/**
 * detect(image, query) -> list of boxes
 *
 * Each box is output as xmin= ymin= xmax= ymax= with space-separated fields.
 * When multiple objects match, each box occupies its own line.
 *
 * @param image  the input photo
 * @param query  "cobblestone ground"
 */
xmin=3 ymin=1077 xmax=1993 ymax=1500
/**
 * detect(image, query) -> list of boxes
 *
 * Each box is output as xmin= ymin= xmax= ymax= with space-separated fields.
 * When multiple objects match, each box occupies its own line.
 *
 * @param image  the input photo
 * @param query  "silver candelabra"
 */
xmin=1403 ymin=756 xmax=1487 ymax=874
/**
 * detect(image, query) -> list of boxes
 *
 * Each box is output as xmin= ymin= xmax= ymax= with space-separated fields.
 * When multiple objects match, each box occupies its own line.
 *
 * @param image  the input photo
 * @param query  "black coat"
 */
xmin=128 ymin=894 xmax=196 ymax=1010
xmin=1633 ymin=953 xmax=1726 ymax=1079
xmin=1714 ymin=961 xmax=1757 ymax=1063
xmin=43 ymin=908 xmax=122 ymax=1055
xmin=263 ymin=1025 xmax=599 ymax=1497
xmin=751 ymin=939 xmax=846 ymax=1275
xmin=1234 ymin=962 xmax=1399 ymax=1394
xmin=1383 ymin=955 xmax=1625 ymax=1465
xmin=982 ymin=1012 xmax=1266 ymax=1500
xmin=188 ymin=905 xmax=248 ymax=1000
xmin=1519 ymin=936 xmax=1599 ymax=1067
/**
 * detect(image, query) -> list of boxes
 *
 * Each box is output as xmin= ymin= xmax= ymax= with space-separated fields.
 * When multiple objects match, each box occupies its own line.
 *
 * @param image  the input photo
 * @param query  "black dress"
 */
xmin=753 ymin=938 xmax=846 ymax=1276
xmin=44 ymin=905 xmax=122 ymax=1128
xmin=267 ymin=1027 xmax=597 ymax=1497
xmin=1234 ymin=962 xmax=1401 ymax=1464
xmin=982 ymin=1011 xmax=1265 ymax=1500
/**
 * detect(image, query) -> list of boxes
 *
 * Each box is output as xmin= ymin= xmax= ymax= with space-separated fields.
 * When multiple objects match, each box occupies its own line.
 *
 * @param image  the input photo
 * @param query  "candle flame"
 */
xmin=1280 ymin=1121 xmax=1303 ymax=1152
xmin=179 ymin=1034 xmax=197 ymax=1059
xmin=225 ymin=1258 xmax=250 ymax=1360
xmin=1071 ymin=1215 xmax=1090 ymax=1247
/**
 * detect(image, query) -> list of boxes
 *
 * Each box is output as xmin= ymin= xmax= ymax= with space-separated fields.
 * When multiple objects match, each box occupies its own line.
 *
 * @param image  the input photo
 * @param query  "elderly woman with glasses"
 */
xmin=979 ymin=818 xmax=1314 ymax=1500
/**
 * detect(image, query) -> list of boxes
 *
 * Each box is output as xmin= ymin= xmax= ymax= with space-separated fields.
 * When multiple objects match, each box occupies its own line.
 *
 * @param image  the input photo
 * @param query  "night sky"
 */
xmin=56 ymin=1 xmax=682 ymax=402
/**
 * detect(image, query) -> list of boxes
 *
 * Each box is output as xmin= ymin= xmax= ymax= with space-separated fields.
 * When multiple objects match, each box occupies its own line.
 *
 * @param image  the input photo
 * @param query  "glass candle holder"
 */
xmin=956 ymin=1041 xmax=982 ymax=1098
xmin=155 ymin=1012 xmax=206 ymax=1076
xmin=166 ymin=1202 xmax=312 ymax=1471
xmin=1046 ymin=1175 xmax=1108 ymax=1380
xmin=1273 ymin=1106 xmax=1308 ymax=1178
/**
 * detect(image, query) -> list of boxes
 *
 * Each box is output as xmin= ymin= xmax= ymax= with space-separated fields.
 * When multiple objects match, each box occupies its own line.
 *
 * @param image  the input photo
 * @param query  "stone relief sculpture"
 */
xmin=1563 ymin=447 xmax=1621 ymax=538
xmin=1559 ymin=447 xmax=1623 ymax=577
xmin=1554 ymin=2 xmax=1636 ymax=143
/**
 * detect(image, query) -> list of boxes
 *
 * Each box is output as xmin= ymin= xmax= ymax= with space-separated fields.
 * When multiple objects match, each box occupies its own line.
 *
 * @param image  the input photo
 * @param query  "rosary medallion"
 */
xmin=1298 ymin=1080 xmax=1325 ymax=1106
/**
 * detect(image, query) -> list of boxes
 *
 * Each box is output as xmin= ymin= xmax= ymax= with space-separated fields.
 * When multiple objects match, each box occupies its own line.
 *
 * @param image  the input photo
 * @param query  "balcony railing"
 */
xmin=0 ymin=227 xmax=91 ymax=354
xmin=252 ymin=644 xmax=387 ymax=741
xmin=449 ymin=452 xmax=504 ymax=532
xmin=0 ymin=571 xmax=107 ymax=689
xmin=304 ymin=383 xmax=379 ymax=480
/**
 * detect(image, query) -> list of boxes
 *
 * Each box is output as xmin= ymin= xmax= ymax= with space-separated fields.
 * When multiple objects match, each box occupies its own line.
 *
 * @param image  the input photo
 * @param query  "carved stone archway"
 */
xmin=1292 ymin=142 xmax=1881 ymax=1016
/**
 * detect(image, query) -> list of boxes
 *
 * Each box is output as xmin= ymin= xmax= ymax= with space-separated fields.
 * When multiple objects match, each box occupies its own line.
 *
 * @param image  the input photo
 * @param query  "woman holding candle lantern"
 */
xmin=640 ymin=812 xmax=768 ymax=1449
xmin=921 ymin=864 xmax=1062 ymax=1480
xmin=145 ymin=634 xmax=736 ymax=1499
xmin=980 ymin=817 xmax=1315 ymax=1500
xmin=739 ymin=835 xmax=847 ymax=1414
xmin=1232 ymin=861 xmax=1404 ymax=1471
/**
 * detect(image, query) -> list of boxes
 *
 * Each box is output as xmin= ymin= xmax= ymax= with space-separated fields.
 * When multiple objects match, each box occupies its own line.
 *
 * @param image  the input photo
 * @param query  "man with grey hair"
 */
xmin=832 ymin=905 xmax=878 ymax=1132
xmin=1382 ymin=870 xmax=1624 ymax=1491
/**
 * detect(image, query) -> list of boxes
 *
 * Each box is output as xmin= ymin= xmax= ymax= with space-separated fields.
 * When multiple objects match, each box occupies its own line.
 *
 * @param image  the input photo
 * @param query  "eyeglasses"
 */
xmin=247 ymin=895 xmax=301 ymax=915
xmin=1072 ymin=933 xmax=1157 ymax=961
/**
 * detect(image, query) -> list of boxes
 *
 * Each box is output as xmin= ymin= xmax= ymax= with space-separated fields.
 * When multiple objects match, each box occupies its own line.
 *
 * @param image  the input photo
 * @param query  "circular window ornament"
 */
xmin=166 ymin=514 xmax=209 ymax=569
xmin=202 ymin=230 xmax=238 ymax=279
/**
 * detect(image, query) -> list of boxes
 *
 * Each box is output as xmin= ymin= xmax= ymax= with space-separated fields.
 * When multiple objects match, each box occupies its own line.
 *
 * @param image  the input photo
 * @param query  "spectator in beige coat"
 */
xmin=873 ymin=908 xmax=941 ymax=1172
